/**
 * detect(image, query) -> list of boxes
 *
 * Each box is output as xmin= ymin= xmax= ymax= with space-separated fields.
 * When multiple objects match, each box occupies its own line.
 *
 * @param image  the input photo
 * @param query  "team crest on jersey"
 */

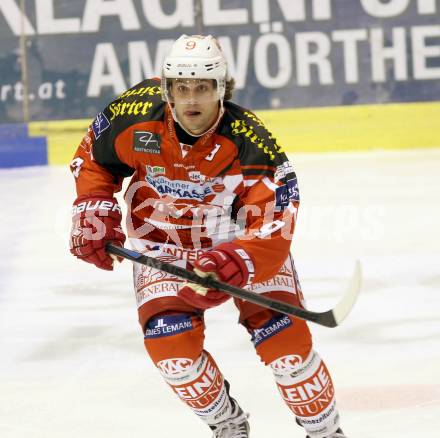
xmin=92 ymin=112 xmax=110 ymax=140
xmin=134 ymin=131 xmax=161 ymax=154
xmin=276 ymin=177 xmax=300 ymax=208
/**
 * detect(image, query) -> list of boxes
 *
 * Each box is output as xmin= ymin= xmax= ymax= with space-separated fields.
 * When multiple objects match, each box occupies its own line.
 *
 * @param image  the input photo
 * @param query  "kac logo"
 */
xmin=270 ymin=355 xmax=303 ymax=373
xmin=157 ymin=358 xmax=194 ymax=375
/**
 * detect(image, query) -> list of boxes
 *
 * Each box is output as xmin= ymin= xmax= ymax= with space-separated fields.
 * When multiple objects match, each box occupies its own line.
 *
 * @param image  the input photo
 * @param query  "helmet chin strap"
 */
xmin=168 ymin=99 xmax=225 ymax=138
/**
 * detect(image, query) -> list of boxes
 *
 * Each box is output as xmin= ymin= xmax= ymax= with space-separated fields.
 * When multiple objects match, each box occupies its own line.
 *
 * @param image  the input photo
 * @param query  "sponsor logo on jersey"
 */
xmin=135 ymin=279 xmax=180 ymax=307
xmin=92 ymin=112 xmax=110 ymax=140
xmin=144 ymin=242 xmax=206 ymax=261
xmin=188 ymin=170 xmax=203 ymax=183
xmin=108 ymin=100 xmax=154 ymax=121
xmin=145 ymin=174 xmax=222 ymax=201
xmin=276 ymin=177 xmax=300 ymax=208
xmin=287 ymin=178 xmax=300 ymax=200
xmin=174 ymin=163 xmax=196 ymax=170
xmin=251 ymin=314 xmax=292 ymax=346
xmin=147 ymin=165 xmax=165 ymax=176
xmin=186 ymin=171 xmax=224 ymax=191
xmin=247 ymin=257 xmax=295 ymax=294
xmin=134 ymin=131 xmax=161 ymax=154
xmin=144 ymin=314 xmax=193 ymax=339
xmin=275 ymin=161 xmax=296 ymax=183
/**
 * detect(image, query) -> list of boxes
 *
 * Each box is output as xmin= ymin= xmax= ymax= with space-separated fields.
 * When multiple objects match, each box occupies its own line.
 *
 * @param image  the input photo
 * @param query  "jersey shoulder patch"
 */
xmin=89 ymin=79 xmax=165 ymax=176
xmin=220 ymin=102 xmax=287 ymax=178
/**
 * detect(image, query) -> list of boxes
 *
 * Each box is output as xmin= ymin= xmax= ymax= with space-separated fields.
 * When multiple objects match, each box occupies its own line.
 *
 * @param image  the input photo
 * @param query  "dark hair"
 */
xmin=224 ymin=77 xmax=235 ymax=100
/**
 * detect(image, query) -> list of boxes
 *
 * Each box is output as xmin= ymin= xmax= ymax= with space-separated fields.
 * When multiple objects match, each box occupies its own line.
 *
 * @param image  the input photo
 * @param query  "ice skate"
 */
xmin=306 ymin=428 xmax=346 ymax=438
xmin=210 ymin=398 xmax=250 ymax=438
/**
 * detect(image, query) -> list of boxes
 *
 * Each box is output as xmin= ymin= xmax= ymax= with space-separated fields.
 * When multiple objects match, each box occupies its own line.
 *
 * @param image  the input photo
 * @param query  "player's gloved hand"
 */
xmin=70 ymin=194 xmax=126 ymax=271
xmin=178 ymin=243 xmax=254 ymax=310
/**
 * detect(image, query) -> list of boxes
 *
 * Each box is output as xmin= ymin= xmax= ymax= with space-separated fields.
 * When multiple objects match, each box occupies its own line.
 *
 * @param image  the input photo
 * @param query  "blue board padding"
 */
xmin=0 ymin=124 xmax=47 ymax=168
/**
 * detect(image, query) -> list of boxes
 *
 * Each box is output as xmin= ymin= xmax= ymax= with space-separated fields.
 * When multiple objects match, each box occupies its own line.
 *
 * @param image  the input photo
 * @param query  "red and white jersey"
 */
xmin=70 ymin=78 xmax=300 ymax=283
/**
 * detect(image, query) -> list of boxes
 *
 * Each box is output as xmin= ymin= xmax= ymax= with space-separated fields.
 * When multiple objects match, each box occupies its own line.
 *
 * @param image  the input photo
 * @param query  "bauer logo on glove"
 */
xmin=69 ymin=194 xmax=126 ymax=271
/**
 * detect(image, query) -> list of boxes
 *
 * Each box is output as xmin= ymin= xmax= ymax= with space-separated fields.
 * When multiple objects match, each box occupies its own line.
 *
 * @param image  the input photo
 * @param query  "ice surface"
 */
xmin=0 ymin=149 xmax=439 ymax=437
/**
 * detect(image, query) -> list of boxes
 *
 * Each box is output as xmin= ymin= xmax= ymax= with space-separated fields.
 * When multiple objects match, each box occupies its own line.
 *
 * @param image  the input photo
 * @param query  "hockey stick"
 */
xmin=106 ymin=243 xmax=361 ymax=328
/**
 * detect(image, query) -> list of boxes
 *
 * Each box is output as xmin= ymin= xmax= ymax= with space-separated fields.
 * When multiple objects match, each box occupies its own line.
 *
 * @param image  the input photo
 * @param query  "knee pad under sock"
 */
xmin=270 ymin=350 xmax=341 ymax=438
xmin=159 ymin=350 xmax=234 ymax=426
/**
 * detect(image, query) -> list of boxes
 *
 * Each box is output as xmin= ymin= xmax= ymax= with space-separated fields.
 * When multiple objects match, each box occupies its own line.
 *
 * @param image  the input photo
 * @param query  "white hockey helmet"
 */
xmin=161 ymin=34 xmax=229 ymax=103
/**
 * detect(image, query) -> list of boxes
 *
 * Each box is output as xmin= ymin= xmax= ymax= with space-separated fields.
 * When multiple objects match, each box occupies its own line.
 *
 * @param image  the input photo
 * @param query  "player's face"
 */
xmin=170 ymin=79 xmax=220 ymax=135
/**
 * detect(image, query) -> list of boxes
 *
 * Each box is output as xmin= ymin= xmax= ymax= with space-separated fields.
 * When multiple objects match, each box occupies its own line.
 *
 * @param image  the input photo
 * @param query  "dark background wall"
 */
xmin=1 ymin=0 xmax=439 ymax=123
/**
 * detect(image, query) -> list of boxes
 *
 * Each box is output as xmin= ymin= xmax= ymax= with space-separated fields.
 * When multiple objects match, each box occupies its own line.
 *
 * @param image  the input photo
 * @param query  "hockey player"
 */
xmin=69 ymin=34 xmax=346 ymax=438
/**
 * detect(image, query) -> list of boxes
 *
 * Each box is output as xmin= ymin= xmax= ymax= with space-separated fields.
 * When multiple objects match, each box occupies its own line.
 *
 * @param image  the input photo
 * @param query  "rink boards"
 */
xmin=1 ymin=101 xmax=440 ymax=167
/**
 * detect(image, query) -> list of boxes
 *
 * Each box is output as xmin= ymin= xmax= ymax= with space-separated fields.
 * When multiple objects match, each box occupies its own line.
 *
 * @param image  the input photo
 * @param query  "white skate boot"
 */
xmin=210 ymin=398 xmax=250 ymax=438
xmin=306 ymin=428 xmax=346 ymax=438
